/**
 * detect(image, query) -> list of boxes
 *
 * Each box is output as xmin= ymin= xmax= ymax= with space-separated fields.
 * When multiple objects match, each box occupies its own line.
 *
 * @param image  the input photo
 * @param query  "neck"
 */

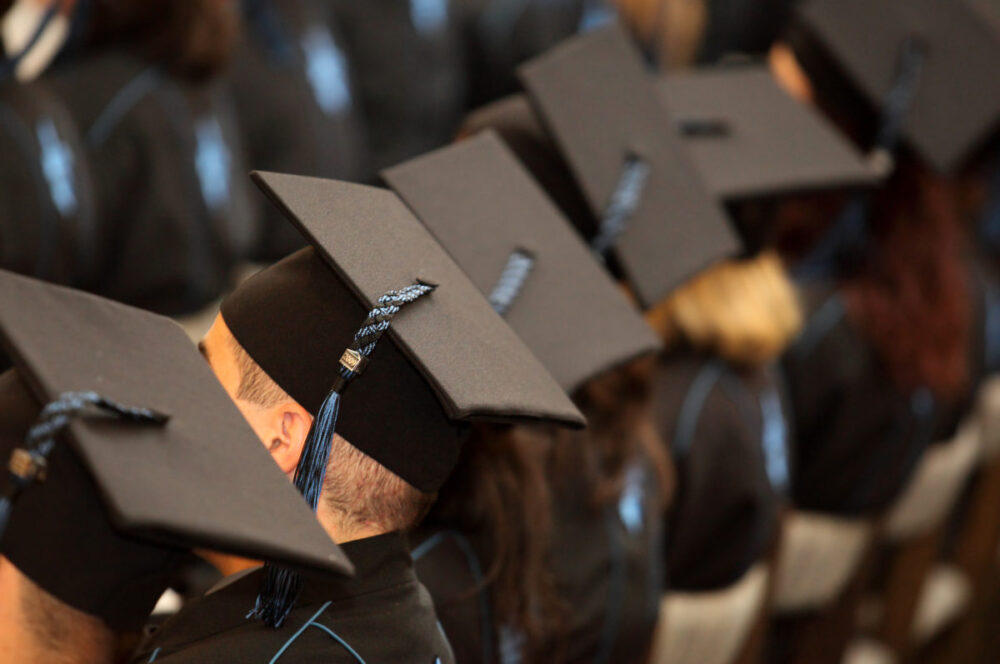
xmin=316 ymin=503 xmax=386 ymax=544
xmin=0 ymin=557 xmax=116 ymax=664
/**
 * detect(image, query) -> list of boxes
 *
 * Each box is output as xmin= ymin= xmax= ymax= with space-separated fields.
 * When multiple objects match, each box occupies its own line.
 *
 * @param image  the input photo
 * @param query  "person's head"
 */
xmin=549 ymin=355 xmax=673 ymax=511
xmin=200 ymin=314 xmax=435 ymax=542
xmin=770 ymin=36 xmax=973 ymax=401
xmin=84 ymin=0 xmax=239 ymax=82
xmin=646 ymin=251 xmax=803 ymax=367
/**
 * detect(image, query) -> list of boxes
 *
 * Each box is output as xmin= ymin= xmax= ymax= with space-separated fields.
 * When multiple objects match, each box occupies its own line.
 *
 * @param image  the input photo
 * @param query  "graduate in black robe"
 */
xmin=230 ymin=0 xmax=370 ymax=259
xmin=45 ymin=0 xmax=257 ymax=316
xmin=134 ymin=172 xmax=583 ymax=662
xmin=382 ymin=134 xmax=668 ymax=663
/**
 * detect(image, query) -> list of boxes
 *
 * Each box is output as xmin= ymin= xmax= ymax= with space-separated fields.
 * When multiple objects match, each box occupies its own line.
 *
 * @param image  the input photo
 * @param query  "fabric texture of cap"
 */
xmin=221 ymin=172 xmax=585 ymax=494
xmin=383 ymin=131 xmax=662 ymax=394
xmin=518 ymin=23 xmax=741 ymax=308
xmin=793 ymin=0 xmax=1000 ymax=174
xmin=0 ymin=270 xmax=352 ymax=629
xmin=655 ymin=65 xmax=878 ymax=200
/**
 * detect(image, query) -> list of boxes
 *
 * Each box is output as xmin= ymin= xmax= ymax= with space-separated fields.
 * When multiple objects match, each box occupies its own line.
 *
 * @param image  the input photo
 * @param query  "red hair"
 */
xmin=841 ymin=161 xmax=971 ymax=401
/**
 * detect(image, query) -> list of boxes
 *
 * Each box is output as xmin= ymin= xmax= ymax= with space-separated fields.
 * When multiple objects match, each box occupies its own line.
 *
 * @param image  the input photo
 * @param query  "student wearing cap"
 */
xmin=229 ymin=0 xmax=370 ymax=260
xmin=0 ymin=270 xmax=352 ymax=664
xmin=765 ymin=0 xmax=988 ymax=518
xmin=383 ymin=132 xmax=670 ymax=663
xmin=0 ymin=0 xmax=98 ymax=288
xmin=325 ymin=0 xmax=466 ymax=171
xmin=463 ymin=24 xmax=786 ymax=660
xmin=43 ymin=0 xmax=257 ymax=317
xmin=132 ymin=171 xmax=584 ymax=663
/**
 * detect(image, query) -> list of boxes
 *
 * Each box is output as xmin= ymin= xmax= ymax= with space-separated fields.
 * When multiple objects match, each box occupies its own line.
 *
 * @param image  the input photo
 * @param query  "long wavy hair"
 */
xmin=548 ymin=356 xmax=674 ymax=512
xmin=84 ymin=0 xmax=239 ymax=82
xmin=425 ymin=424 xmax=564 ymax=659
xmin=774 ymin=39 xmax=973 ymax=401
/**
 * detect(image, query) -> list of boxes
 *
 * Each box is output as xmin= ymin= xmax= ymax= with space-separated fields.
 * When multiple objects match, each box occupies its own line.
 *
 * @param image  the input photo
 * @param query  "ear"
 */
xmin=269 ymin=403 xmax=313 ymax=477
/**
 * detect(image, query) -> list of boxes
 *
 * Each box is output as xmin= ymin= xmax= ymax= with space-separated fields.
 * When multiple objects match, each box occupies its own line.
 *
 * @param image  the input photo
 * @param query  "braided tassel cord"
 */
xmin=0 ymin=392 xmax=168 ymax=538
xmin=251 ymin=281 xmax=436 ymax=628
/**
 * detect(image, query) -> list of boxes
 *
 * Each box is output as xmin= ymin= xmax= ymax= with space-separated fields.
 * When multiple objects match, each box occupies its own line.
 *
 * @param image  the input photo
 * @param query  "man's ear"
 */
xmin=269 ymin=403 xmax=312 ymax=476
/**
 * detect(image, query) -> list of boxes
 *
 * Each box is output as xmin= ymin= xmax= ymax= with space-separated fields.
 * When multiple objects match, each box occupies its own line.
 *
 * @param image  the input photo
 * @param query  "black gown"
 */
xmin=47 ymin=52 xmax=257 ymax=316
xmin=781 ymin=282 xmax=954 ymax=516
xmin=544 ymin=451 xmax=665 ymax=664
xmin=454 ymin=0 xmax=587 ymax=106
xmin=231 ymin=0 xmax=370 ymax=259
xmin=653 ymin=351 xmax=786 ymax=592
xmin=134 ymin=532 xmax=455 ymax=663
xmin=412 ymin=450 xmax=665 ymax=664
xmin=327 ymin=0 xmax=467 ymax=171
xmin=0 ymin=78 xmax=98 ymax=287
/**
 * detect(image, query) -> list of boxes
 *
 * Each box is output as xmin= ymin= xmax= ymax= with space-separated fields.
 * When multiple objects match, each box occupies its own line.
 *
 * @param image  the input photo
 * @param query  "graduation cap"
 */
xmin=654 ymin=66 xmax=878 ymax=201
xmin=383 ymin=131 xmax=662 ymax=394
xmin=516 ymin=23 xmax=741 ymax=309
xmin=220 ymin=171 xmax=584 ymax=625
xmin=0 ymin=269 xmax=352 ymax=632
xmin=792 ymin=0 xmax=1000 ymax=174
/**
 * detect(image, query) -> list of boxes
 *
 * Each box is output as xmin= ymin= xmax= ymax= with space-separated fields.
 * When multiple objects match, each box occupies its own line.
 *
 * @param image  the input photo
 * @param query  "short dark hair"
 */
xmin=228 ymin=336 xmax=435 ymax=533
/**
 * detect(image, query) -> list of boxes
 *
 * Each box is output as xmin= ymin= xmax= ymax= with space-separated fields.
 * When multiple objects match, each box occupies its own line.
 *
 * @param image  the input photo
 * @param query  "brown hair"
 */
xmin=226 ymin=335 xmax=435 ymax=535
xmin=549 ymin=356 xmax=674 ymax=511
xmin=841 ymin=163 xmax=972 ymax=400
xmin=772 ymin=43 xmax=973 ymax=400
xmin=426 ymin=424 xmax=564 ymax=659
xmin=86 ymin=0 xmax=239 ymax=82
xmin=17 ymin=570 xmax=116 ymax=664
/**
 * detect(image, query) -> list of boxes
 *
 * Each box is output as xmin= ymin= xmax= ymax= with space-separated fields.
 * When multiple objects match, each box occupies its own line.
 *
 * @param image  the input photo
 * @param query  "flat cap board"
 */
xmin=383 ymin=131 xmax=662 ymax=393
xmin=518 ymin=23 xmax=740 ymax=308
xmin=249 ymin=171 xmax=585 ymax=427
xmin=796 ymin=0 xmax=1000 ymax=174
xmin=0 ymin=270 xmax=351 ymax=575
xmin=655 ymin=66 xmax=878 ymax=200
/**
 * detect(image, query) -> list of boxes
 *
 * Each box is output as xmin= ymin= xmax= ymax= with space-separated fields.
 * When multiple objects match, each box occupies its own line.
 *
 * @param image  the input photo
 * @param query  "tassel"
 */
xmin=0 ymin=496 xmax=13 ymax=539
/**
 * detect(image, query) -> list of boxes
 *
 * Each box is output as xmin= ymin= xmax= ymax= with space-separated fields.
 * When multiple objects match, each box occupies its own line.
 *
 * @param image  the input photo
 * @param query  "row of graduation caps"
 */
xmin=2 ymin=0 xmax=1000 ymax=658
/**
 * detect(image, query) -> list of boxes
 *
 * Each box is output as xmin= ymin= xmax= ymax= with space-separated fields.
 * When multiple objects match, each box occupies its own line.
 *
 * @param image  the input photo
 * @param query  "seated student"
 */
xmin=0 ymin=0 xmax=98 ymax=288
xmin=383 ymin=133 xmax=669 ymax=663
xmin=646 ymin=252 xmax=797 ymax=590
xmin=230 ymin=0 xmax=370 ymax=260
xmin=770 ymin=0 xmax=991 ymax=516
xmin=0 ymin=269 xmax=350 ymax=664
xmin=45 ymin=0 xmax=258 ymax=316
xmin=326 ymin=0 xmax=467 ymax=171
xmin=133 ymin=171 xmax=584 ymax=662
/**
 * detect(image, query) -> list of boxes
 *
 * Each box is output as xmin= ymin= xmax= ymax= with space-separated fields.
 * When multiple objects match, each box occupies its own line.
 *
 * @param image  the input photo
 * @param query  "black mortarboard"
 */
xmin=0 ymin=270 xmax=351 ymax=632
xmin=383 ymin=131 xmax=662 ymax=394
xmin=220 ymin=171 xmax=584 ymax=624
xmin=517 ymin=23 xmax=741 ymax=308
xmin=655 ymin=66 xmax=878 ymax=201
xmin=792 ymin=0 xmax=1000 ymax=174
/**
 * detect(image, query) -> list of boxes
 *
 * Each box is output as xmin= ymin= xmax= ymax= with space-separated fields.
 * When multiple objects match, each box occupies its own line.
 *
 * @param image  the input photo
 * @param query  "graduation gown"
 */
xmin=781 ymin=283 xmax=942 ymax=516
xmin=48 ymin=52 xmax=257 ymax=316
xmin=0 ymin=78 xmax=98 ymax=286
xmin=327 ymin=0 xmax=467 ymax=171
xmin=544 ymin=452 xmax=665 ymax=663
xmin=455 ymin=0 xmax=586 ymax=106
xmin=133 ymin=532 xmax=455 ymax=663
xmin=653 ymin=351 xmax=786 ymax=592
xmin=412 ymin=451 xmax=665 ymax=664
xmin=231 ymin=0 xmax=370 ymax=259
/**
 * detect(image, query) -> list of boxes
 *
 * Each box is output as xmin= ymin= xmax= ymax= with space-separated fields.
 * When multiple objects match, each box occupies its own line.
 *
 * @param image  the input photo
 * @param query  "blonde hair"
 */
xmin=646 ymin=251 xmax=803 ymax=366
